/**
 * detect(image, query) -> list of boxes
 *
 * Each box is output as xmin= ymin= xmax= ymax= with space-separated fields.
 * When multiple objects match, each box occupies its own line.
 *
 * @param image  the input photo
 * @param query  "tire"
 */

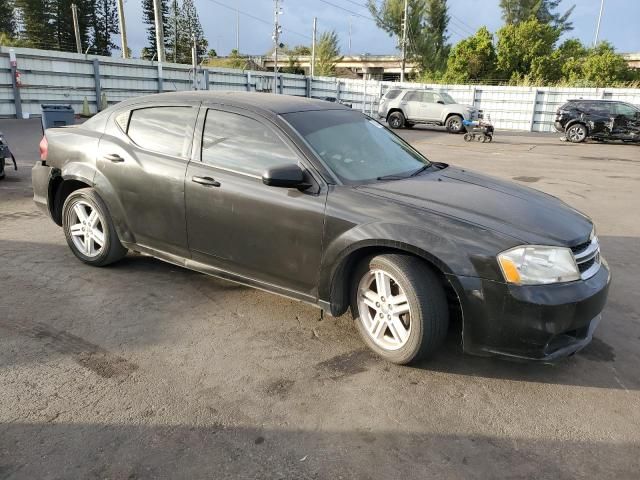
xmin=463 ymin=133 xmax=473 ymax=142
xmin=350 ymin=254 xmax=449 ymax=365
xmin=445 ymin=115 xmax=464 ymax=134
xmin=388 ymin=111 xmax=405 ymax=129
xmin=566 ymin=123 xmax=587 ymax=143
xmin=62 ymin=188 xmax=127 ymax=267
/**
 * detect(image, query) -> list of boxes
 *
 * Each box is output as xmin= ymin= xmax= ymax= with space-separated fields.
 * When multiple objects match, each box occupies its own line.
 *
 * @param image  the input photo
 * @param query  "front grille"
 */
xmin=572 ymin=237 xmax=601 ymax=280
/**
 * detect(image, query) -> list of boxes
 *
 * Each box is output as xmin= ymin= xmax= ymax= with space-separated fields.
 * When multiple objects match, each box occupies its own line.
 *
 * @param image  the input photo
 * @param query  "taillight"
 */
xmin=39 ymin=136 xmax=48 ymax=161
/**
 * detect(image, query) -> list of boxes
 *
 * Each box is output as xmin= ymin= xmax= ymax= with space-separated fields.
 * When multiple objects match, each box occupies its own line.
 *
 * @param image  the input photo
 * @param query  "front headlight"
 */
xmin=497 ymin=246 xmax=580 ymax=285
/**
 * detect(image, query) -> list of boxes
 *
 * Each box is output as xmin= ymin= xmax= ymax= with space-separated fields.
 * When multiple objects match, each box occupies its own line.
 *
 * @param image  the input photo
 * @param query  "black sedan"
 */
xmin=32 ymin=92 xmax=610 ymax=364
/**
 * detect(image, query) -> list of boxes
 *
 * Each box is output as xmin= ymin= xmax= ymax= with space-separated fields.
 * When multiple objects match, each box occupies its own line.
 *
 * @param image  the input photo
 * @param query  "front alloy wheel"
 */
xmin=351 ymin=254 xmax=449 ymax=364
xmin=357 ymin=269 xmax=412 ymax=351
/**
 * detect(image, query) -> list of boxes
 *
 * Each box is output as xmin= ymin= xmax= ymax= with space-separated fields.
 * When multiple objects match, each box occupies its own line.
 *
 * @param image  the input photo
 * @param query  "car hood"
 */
xmin=356 ymin=166 xmax=592 ymax=246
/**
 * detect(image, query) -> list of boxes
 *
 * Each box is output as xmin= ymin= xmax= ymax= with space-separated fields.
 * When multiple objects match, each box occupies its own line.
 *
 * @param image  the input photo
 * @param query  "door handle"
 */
xmin=192 ymin=176 xmax=221 ymax=187
xmin=104 ymin=153 xmax=124 ymax=163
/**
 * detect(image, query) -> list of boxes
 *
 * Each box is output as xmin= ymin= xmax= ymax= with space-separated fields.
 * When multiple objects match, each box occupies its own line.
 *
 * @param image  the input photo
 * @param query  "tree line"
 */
xmin=1 ymin=0 xmax=637 ymax=86
xmin=368 ymin=0 xmax=639 ymax=86
xmin=0 ymin=0 xmax=207 ymax=63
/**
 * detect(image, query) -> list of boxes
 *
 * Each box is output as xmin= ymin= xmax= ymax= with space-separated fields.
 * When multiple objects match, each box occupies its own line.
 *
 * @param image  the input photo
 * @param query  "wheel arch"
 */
xmin=49 ymin=174 xmax=93 ymax=225
xmin=565 ymin=119 xmax=589 ymax=134
xmin=386 ymin=108 xmax=405 ymax=122
xmin=322 ymin=240 xmax=463 ymax=322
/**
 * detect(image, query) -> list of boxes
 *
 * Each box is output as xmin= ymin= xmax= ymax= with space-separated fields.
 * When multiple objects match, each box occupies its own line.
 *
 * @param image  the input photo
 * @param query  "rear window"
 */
xmin=127 ymin=106 xmax=196 ymax=158
xmin=384 ymin=89 xmax=402 ymax=100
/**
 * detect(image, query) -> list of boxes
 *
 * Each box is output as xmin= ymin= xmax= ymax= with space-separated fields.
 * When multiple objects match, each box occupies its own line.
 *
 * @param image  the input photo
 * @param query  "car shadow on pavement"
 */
xmin=1 ymin=422 xmax=638 ymax=479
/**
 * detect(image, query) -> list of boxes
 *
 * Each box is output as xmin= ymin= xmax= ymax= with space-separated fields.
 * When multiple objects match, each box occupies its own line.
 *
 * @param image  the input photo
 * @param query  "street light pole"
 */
xmin=593 ymin=0 xmax=605 ymax=47
xmin=311 ymin=17 xmax=317 ymax=77
xmin=153 ymin=0 xmax=166 ymax=63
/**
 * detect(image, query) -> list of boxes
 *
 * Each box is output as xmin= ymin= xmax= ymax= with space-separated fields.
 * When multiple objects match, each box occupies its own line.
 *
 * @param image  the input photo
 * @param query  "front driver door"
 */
xmin=185 ymin=107 xmax=327 ymax=298
xmin=422 ymin=92 xmax=443 ymax=121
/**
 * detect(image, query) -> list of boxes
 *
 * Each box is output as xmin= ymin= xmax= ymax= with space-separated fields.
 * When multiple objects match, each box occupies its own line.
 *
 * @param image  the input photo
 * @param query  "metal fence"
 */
xmin=2 ymin=46 xmax=640 ymax=132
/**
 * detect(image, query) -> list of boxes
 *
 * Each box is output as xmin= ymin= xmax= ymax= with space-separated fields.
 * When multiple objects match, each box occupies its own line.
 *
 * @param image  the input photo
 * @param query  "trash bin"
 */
xmin=41 ymin=104 xmax=75 ymax=130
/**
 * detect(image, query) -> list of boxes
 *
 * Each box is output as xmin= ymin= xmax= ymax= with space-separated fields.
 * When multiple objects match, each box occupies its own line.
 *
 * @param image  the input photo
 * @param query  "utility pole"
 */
xmin=272 ymin=0 xmax=282 ymax=94
xmin=348 ymin=16 xmax=352 ymax=56
xmin=116 ymin=0 xmax=128 ymax=58
xmin=311 ymin=17 xmax=317 ymax=77
xmin=400 ymin=0 xmax=408 ymax=82
xmin=594 ymin=0 xmax=605 ymax=47
xmin=153 ymin=0 xmax=166 ymax=63
xmin=192 ymin=35 xmax=198 ymax=90
xmin=236 ymin=8 xmax=240 ymax=53
xmin=71 ymin=3 xmax=82 ymax=54
xmin=173 ymin=0 xmax=178 ymax=62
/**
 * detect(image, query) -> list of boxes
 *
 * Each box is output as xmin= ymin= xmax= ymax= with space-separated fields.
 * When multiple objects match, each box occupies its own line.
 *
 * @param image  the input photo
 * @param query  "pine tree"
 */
xmin=91 ymin=0 xmax=119 ymax=55
xmin=49 ymin=0 xmax=94 ymax=53
xmin=422 ymin=0 xmax=450 ymax=71
xmin=499 ymin=0 xmax=574 ymax=32
xmin=175 ymin=0 xmax=208 ymax=64
xmin=141 ymin=0 xmax=170 ymax=60
xmin=15 ymin=0 xmax=56 ymax=49
xmin=0 ymin=0 xmax=17 ymax=37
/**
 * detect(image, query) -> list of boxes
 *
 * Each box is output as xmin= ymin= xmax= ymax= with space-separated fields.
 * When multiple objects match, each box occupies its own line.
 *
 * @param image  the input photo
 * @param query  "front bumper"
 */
xmin=452 ymin=262 xmax=611 ymax=363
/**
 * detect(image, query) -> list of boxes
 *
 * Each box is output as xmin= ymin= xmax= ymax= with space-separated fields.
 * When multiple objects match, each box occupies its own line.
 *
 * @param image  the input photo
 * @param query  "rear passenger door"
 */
xmin=184 ymin=107 xmax=327 ymax=298
xmin=96 ymin=103 xmax=198 ymax=257
xmin=402 ymin=91 xmax=426 ymax=121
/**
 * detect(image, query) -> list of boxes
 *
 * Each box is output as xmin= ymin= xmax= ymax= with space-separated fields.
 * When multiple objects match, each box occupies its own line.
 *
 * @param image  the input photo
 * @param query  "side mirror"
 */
xmin=437 ymin=100 xmax=445 ymax=105
xmin=262 ymin=163 xmax=309 ymax=189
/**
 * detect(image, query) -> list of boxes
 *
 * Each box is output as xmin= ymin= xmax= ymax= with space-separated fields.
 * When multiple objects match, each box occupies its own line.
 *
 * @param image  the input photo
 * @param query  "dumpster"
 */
xmin=41 ymin=104 xmax=75 ymax=130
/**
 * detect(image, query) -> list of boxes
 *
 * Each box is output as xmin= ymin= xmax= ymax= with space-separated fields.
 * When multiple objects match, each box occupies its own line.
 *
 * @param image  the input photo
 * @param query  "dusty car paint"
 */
xmin=32 ymin=91 xmax=611 ymax=362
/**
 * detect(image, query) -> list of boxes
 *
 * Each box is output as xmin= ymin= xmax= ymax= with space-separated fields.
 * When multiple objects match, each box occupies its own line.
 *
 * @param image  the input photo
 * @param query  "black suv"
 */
xmin=554 ymin=99 xmax=640 ymax=143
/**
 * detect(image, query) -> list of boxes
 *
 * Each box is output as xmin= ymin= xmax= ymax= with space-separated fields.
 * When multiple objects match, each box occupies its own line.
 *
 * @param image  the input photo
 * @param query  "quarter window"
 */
xmin=201 ymin=109 xmax=298 ymax=176
xmin=127 ymin=106 xmax=196 ymax=157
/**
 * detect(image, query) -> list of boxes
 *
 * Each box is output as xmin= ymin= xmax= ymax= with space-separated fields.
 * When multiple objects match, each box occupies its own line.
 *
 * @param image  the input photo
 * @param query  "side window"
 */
xmin=114 ymin=111 xmax=130 ymax=132
xmin=614 ymin=103 xmax=638 ymax=117
xmin=385 ymin=89 xmax=402 ymax=100
xmin=423 ymin=92 xmax=436 ymax=103
xmin=404 ymin=91 xmax=421 ymax=102
xmin=201 ymin=109 xmax=298 ymax=176
xmin=127 ymin=106 xmax=196 ymax=158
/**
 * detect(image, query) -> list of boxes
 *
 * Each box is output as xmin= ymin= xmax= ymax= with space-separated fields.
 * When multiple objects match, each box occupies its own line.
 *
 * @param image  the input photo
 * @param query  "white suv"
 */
xmin=378 ymin=88 xmax=481 ymax=133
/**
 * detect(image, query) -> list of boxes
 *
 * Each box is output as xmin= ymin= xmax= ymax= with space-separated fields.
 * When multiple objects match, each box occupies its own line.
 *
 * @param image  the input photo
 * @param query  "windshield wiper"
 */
xmin=377 ymin=164 xmax=431 ymax=181
xmin=409 ymin=165 xmax=430 ymax=177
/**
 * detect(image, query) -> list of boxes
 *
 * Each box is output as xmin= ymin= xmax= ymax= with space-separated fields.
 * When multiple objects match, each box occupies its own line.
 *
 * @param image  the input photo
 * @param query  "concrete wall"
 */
xmin=2 ymin=46 xmax=640 ymax=132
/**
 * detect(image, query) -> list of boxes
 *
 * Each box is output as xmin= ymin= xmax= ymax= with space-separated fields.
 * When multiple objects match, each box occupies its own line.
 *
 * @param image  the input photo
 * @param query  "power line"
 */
xmin=316 ymin=0 xmax=377 ymax=21
xmin=202 ymin=0 xmax=312 ymax=40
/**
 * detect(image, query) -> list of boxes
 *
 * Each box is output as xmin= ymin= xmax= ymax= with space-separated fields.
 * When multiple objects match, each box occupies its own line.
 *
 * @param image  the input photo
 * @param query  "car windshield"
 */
xmin=438 ymin=92 xmax=456 ymax=104
xmin=283 ymin=110 xmax=430 ymax=184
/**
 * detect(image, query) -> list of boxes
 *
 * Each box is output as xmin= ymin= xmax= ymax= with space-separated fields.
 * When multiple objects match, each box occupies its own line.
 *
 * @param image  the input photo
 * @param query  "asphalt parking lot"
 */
xmin=1 ymin=118 xmax=639 ymax=479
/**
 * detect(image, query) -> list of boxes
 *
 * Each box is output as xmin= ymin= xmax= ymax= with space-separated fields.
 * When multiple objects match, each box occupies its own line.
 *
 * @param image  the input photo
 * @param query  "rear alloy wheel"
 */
xmin=566 ymin=123 xmax=587 ymax=143
xmin=63 ymin=188 xmax=127 ymax=266
xmin=445 ymin=115 xmax=464 ymax=134
xmin=351 ymin=254 xmax=449 ymax=364
xmin=388 ymin=111 xmax=405 ymax=129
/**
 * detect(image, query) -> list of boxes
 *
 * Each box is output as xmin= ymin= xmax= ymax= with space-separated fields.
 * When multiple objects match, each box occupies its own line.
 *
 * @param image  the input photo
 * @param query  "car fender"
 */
xmin=318 ymin=221 xmax=476 ymax=315
xmin=91 ymin=168 xmax=136 ymax=245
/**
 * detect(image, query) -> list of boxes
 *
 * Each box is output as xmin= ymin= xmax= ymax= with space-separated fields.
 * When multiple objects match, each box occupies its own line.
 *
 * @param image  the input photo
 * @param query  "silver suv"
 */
xmin=378 ymin=88 xmax=481 ymax=133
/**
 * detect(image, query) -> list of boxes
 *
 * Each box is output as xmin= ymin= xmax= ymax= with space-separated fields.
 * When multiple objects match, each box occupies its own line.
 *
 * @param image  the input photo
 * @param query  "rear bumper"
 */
xmin=32 ymin=160 xmax=53 ymax=217
xmin=554 ymin=121 xmax=565 ymax=133
xmin=452 ymin=261 xmax=611 ymax=363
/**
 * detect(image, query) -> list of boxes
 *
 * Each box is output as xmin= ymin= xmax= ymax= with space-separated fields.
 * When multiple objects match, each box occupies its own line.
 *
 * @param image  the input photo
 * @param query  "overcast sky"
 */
xmin=120 ymin=0 xmax=640 ymax=58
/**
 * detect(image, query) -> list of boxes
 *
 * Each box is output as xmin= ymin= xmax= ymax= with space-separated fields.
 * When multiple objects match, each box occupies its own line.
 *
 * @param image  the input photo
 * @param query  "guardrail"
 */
xmin=2 ymin=46 xmax=640 ymax=132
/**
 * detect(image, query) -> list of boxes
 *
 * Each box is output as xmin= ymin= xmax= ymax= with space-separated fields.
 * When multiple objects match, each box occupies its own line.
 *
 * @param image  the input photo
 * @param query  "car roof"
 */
xmin=117 ymin=91 xmax=350 ymax=116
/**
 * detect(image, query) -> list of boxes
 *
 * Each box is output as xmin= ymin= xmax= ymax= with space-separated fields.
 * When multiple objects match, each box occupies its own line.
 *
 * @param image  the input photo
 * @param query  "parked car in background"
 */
xmin=378 ymin=88 xmax=482 ymax=133
xmin=321 ymin=96 xmax=353 ymax=108
xmin=555 ymin=99 xmax=640 ymax=143
xmin=33 ymin=92 xmax=609 ymax=365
